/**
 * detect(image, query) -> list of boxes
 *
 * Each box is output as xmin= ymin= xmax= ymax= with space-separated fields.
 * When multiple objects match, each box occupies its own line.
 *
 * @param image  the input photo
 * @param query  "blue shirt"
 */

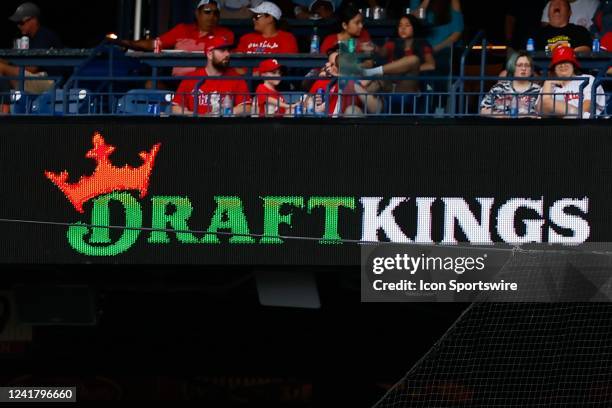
xmin=409 ymin=0 xmax=464 ymax=48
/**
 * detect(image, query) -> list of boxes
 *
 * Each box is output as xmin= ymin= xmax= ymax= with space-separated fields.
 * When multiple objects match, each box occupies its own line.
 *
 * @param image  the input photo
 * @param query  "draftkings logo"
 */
xmin=45 ymin=133 xmax=591 ymax=257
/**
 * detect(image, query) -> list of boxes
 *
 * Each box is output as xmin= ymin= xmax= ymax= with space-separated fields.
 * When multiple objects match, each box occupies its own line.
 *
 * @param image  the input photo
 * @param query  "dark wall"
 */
xmin=1 ymin=1 xmax=121 ymax=48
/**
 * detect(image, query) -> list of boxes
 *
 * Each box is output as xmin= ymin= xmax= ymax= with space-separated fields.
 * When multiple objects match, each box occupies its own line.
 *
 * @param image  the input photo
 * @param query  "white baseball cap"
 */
xmin=249 ymin=1 xmax=282 ymax=20
xmin=196 ymin=0 xmax=218 ymax=8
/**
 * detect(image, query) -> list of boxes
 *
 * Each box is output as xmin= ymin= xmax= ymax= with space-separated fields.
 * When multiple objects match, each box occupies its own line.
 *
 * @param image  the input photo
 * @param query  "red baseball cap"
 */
xmin=257 ymin=58 xmax=282 ymax=73
xmin=205 ymin=36 xmax=233 ymax=53
xmin=549 ymin=46 xmax=580 ymax=69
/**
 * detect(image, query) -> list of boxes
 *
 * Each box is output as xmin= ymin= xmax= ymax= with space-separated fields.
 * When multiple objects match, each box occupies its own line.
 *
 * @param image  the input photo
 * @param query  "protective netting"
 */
xmin=373 ymin=248 xmax=612 ymax=407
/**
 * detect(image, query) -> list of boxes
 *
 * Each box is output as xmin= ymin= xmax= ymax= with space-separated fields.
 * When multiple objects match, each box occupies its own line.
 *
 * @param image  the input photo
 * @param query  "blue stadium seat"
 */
xmin=115 ymin=89 xmax=174 ymax=115
xmin=31 ymin=89 xmax=95 ymax=115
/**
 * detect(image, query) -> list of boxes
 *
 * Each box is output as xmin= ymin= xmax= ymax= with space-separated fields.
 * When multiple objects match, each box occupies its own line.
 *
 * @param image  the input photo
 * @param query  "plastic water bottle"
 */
xmin=310 ymin=27 xmax=320 ymax=54
xmin=222 ymin=94 xmax=233 ymax=116
xmin=306 ymin=94 xmax=315 ymax=116
xmin=348 ymin=38 xmax=356 ymax=53
xmin=509 ymin=95 xmax=518 ymax=117
xmin=294 ymin=101 xmax=303 ymax=117
xmin=593 ymin=35 xmax=601 ymax=53
xmin=526 ymin=38 xmax=534 ymax=53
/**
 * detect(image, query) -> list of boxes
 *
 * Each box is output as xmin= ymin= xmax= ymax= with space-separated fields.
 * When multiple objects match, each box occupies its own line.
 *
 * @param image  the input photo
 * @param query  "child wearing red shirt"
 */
xmin=255 ymin=59 xmax=299 ymax=117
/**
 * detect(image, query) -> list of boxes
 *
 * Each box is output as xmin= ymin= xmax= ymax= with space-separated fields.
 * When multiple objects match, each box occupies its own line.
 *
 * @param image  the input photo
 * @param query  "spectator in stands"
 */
xmin=361 ymin=14 xmax=435 ymax=113
xmin=541 ymin=0 xmax=599 ymax=30
xmin=0 ymin=2 xmax=62 ymax=96
xmin=539 ymin=46 xmax=604 ymax=118
xmin=592 ymin=1 xmax=612 ymax=38
xmin=320 ymin=5 xmax=372 ymax=54
xmin=121 ymin=1 xmax=234 ymax=56
xmin=294 ymin=0 xmax=340 ymax=19
xmin=365 ymin=14 xmax=435 ymax=76
xmin=255 ymin=58 xmax=300 ymax=116
xmin=235 ymin=1 xmax=299 ymax=53
xmin=480 ymin=52 xmax=542 ymax=117
xmin=307 ymin=46 xmax=382 ymax=116
xmin=409 ymin=0 xmax=463 ymax=54
xmin=117 ymin=0 xmax=234 ymax=88
xmin=533 ymin=0 xmax=592 ymax=52
xmin=505 ymin=0 xmax=548 ymax=52
xmin=171 ymin=37 xmax=251 ymax=116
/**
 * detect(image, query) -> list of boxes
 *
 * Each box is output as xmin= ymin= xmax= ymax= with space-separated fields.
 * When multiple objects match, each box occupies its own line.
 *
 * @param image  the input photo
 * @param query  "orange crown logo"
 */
xmin=45 ymin=132 xmax=161 ymax=213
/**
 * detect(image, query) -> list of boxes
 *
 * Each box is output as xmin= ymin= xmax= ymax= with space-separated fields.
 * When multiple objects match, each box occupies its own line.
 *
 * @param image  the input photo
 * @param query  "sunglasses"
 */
xmin=200 ymin=8 xmax=220 ymax=16
xmin=253 ymin=13 xmax=269 ymax=21
xmin=17 ymin=17 xmax=32 ymax=26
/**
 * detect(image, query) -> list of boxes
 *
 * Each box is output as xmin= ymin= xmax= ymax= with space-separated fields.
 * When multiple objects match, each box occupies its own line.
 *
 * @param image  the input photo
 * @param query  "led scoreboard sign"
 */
xmin=0 ymin=119 xmax=607 ymax=265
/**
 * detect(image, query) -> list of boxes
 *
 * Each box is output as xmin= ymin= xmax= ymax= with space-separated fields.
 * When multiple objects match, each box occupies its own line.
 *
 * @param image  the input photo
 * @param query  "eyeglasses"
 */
xmin=200 ymin=8 xmax=220 ymax=16
xmin=253 ymin=13 xmax=269 ymax=21
xmin=17 ymin=17 xmax=32 ymax=26
xmin=515 ymin=63 xmax=531 ymax=68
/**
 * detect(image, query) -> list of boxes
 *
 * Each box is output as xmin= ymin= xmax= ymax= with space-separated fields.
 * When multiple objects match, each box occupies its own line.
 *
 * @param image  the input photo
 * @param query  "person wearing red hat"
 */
xmin=539 ymin=46 xmax=605 ymax=118
xmin=255 ymin=59 xmax=300 ymax=117
xmin=171 ymin=37 xmax=251 ymax=116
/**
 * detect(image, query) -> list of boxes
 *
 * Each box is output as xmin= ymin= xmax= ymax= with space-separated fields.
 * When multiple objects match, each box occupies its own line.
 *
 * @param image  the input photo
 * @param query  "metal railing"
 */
xmin=0 ymin=35 xmax=610 ymax=118
xmin=1 ymin=73 xmax=609 ymax=119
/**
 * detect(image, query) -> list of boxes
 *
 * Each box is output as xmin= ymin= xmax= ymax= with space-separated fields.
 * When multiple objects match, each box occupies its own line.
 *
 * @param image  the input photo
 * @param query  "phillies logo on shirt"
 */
xmin=198 ymin=91 xmax=221 ymax=110
xmin=246 ymin=41 xmax=280 ymax=53
xmin=564 ymin=93 xmax=580 ymax=102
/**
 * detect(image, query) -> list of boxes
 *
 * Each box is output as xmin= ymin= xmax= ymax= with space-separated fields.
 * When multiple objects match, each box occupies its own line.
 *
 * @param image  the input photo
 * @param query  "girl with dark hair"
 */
xmin=360 ymin=15 xmax=436 ymax=114
xmin=380 ymin=14 xmax=435 ymax=72
xmin=361 ymin=14 xmax=434 ymax=82
xmin=320 ymin=5 xmax=371 ymax=54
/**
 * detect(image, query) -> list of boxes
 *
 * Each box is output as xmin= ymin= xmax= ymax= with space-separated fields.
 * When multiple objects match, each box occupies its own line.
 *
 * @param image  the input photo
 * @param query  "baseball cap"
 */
xmin=309 ymin=0 xmax=335 ymax=12
xmin=9 ymin=2 xmax=40 ymax=23
xmin=196 ymin=0 xmax=218 ymax=8
xmin=257 ymin=58 xmax=282 ymax=73
xmin=549 ymin=46 xmax=580 ymax=69
xmin=250 ymin=1 xmax=282 ymax=20
xmin=206 ymin=36 xmax=233 ymax=53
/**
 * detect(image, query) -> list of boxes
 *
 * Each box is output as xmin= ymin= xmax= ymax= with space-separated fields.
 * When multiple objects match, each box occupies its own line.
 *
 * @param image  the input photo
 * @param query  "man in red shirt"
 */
xmin=172 ymin=37 xmax=251 ymax=116
xmin=120 ymin=0 xmax=234 ymax=77
xmin=235 ymin=1 xmax=299 ymax=54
